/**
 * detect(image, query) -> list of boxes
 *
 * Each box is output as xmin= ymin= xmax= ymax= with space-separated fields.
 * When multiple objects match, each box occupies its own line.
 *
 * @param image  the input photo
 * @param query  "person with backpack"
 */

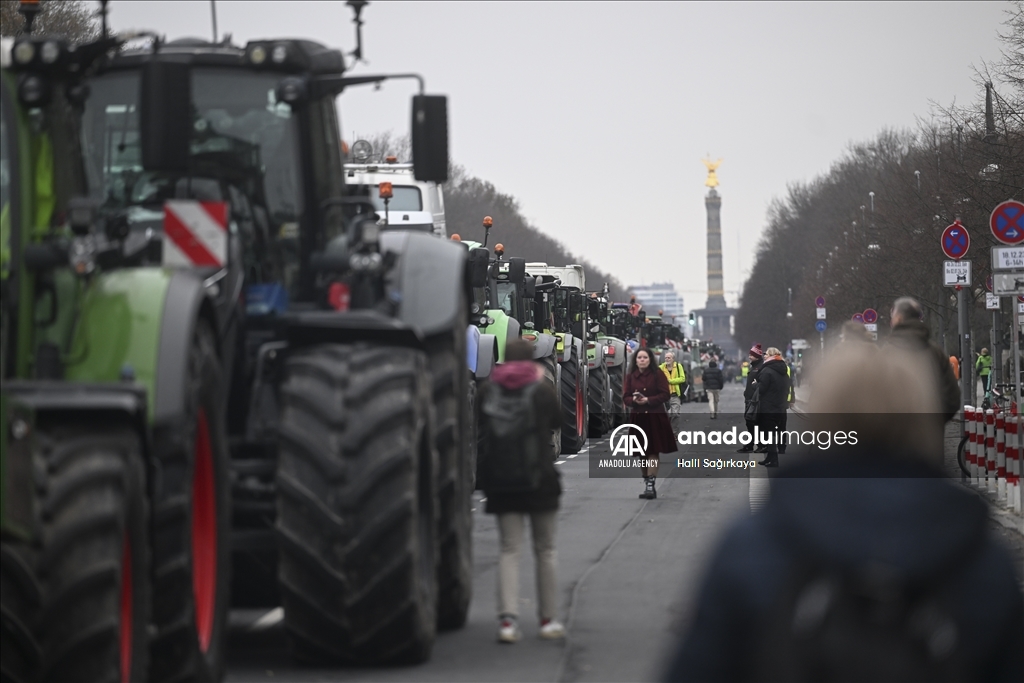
xmin=701 ymin=360 xmax=725 ymax=418
xmin=624 ymin=348 xmax=678 ymax=499
xmin=664 ymin=344 xmax=1023 ymax=683
xmin=478 ymin=339 xmax=565 ymax=644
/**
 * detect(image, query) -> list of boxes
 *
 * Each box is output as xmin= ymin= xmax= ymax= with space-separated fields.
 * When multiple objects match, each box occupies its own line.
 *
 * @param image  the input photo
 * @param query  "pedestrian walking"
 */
xmin=755 ymin=347 xmax=789 ymax=467
xmin=701 ymin=360 xmax=724 ymax=418
xmin=737 ymin=344 xmax=763 ymax=453
xmin=665 ymin=344 xmax=1024 ymax=683
xmin=660 ymin=351 xmax=687 ymax=427
xmin=624 ymin=348 xmax=677 ymax=500
xmin=477 ymin=339 xmax=566 ymax=644
xmin=976 ymin=347 xmax=993 ymax=394
xmin=885 ymin=297 xmax=960 ymax=420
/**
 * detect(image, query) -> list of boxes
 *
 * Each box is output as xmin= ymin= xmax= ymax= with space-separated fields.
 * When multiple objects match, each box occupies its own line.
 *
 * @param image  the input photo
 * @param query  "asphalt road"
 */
xmin=226 ymin=383 xmax=753 ymax=683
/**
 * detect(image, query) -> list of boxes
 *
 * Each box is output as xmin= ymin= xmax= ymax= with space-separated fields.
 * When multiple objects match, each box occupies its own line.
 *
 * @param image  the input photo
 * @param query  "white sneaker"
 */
xmin=539 ymin=619 xmax=566 ymax=639
xmin=498 ymin=617 xmax=521 ymax=643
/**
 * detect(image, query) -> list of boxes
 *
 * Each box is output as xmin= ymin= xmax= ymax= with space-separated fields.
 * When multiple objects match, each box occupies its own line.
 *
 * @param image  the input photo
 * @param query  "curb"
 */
xmin=959 ymin=479 xmax=1024 ymax=537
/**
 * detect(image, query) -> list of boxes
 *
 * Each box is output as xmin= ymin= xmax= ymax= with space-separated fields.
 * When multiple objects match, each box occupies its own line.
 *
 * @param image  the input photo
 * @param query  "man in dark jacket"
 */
xmin=886 ymin=297 xmax=961 ymax=420
xmin=665 ymin=345 xmax=1023 ymax=683
xmin=755 ymin=347 xmax=790 ymax=467
xmin=738 ymin=343 xmax=764 ymax=452
xmin=479 ymin=339 xmax=564 ymax=644
xmin=702 ymin=361 xmax=725 ymax=418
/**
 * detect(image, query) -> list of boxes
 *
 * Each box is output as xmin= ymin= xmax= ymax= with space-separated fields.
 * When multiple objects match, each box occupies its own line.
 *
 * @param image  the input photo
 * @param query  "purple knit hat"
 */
xmin=749 ymin=343 xmax=764 ymax=358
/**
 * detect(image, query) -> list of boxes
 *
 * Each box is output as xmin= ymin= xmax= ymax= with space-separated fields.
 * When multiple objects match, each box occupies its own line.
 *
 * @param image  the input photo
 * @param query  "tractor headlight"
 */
xmin=271 ymin=44 xmax=288 ymax=64
xmin=248 ymin=45 xmax=267 ymax=65
xmin=40 ymin=40 xmax=60 ymax=65
xmin=13 ymin=41 xmax=35 ymax=65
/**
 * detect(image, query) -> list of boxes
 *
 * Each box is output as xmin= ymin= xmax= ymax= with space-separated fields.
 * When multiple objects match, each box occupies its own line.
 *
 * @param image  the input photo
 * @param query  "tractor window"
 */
xmin=81 ymin=68 xmax=304 ymax=239
xmin=496 ymin=281 xmax=518 ymax=318
xmin=368 ymin=185 xmax=421 ymax=212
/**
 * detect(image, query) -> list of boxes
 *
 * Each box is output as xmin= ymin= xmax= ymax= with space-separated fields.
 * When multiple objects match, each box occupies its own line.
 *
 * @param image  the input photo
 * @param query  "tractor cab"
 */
xmin=344 ymin=144 xmax=446 ymax=237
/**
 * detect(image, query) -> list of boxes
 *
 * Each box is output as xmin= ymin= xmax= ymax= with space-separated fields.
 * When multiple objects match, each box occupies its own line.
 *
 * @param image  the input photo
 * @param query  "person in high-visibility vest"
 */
xmin=779 ymin=362 xmax=796 ymax=454
xmin=660 ymin=351 xmax=687 ymax=426
xmin=740 ymin=361 xmax=749 ymax=384
xmin=976 ymin=348 xmax=992 ymax=393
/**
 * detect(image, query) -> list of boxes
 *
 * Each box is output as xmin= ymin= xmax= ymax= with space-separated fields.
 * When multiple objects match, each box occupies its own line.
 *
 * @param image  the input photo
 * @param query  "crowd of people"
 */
xmin=472 ymin=297 xmax=1021 ymax=683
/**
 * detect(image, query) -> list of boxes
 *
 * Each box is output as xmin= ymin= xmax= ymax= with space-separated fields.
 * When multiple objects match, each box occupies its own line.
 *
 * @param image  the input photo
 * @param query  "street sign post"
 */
xmin=816 ymin=307 xmax=827 ymax=320
xmin=993 ymin=272 xmax=1024 ymax=296
xmin=815 ymin=296 xmax=825 ymax=308
xmin=943 ymin=260 xmax=972 ymax=287
xmin=852 ymin=313 xmax=864 ymax=323
xmin=815 ymin=320 xmax=827 ymax=332
xmin=815 ymin=319 xmax=826 ymax=354
xmin=990 ymin=199 xmax=1024 ymax=245
xmin=862 ymin=308 xmax=878 ymax=324
xmin=986 ymin=293 xmax=1001 ymax=310
xmin=864 ymin=323 xmax=878 ymax=332
xmin=941 ymin=221 xmax=970 ymax=259
xmin=791 ymin=339 xmax=809 ymax=350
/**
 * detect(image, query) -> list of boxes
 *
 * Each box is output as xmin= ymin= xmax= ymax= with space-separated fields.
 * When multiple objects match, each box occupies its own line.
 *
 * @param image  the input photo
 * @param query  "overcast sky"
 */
xmin=108 ymin=1 xmax=1009 ymax=309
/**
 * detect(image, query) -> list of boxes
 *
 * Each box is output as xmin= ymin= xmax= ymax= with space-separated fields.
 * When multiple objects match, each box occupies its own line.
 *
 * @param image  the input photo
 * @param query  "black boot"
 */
xmin=639 ymin=477 xmax=656 ymax=499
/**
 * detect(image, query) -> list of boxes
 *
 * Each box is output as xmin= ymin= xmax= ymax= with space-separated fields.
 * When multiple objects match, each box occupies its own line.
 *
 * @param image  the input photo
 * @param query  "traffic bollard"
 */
xmin=967 ymin=407 xmax=979 ymax=486
xmin=985 ymin=410 xmax=996 ymax=491
xmin=996 ymin=413 xmax=1006 ymax=499
xmin=1007 ymin=416 xmax=1020 ymax=512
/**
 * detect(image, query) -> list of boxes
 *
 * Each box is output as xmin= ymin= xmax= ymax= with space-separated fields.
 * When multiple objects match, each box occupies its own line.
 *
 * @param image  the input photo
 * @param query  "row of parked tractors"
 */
xmin=0 ymin=4 xmax=724 ymax=681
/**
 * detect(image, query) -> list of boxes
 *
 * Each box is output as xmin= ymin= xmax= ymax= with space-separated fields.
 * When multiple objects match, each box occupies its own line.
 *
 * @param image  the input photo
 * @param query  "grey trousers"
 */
xmin=708 ymin=389 xmax=721 ymax=415
xmin=497 ymin=511 xmax=558 ymax=621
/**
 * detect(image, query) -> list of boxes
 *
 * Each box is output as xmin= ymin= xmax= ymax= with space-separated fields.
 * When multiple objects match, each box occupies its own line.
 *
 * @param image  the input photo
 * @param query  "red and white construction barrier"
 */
xmin=963 ymin=406 xmax=1022 ymax=514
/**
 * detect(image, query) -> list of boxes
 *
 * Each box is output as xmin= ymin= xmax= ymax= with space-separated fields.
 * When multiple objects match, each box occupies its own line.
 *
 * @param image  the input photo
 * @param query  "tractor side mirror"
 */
xmin=524 ymin=276 xmax=536 ymax=299
xmin=411 ymin=94 xmax=448 ymax=182
xmin=467 ymin=247 xmax=490 ymax=288
xmin=140 ymin=61 xmax=191 ymax=173
xmin=507 ymin=257 xmax=526 ymax=285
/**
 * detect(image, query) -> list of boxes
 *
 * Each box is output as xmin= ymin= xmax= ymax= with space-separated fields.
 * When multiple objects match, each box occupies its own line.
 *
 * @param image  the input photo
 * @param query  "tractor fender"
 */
xmin=604 ymin=338 xmax=627 ymax=368
xmin=381 ymin=230 xmax=466 ymax=337
xmin=466 ymin=325 xmax=481 ymax=374
xmin=555 ymin=333 xmax=572 ymax=363
xmin=573 ymin=336 xmax=584 ymax=365
xmin=475 ymin=334 xmax=499 ymax=380
xmin=154 ymin=269 xmax=220 ymax=425
xmin=586 ymin=340 xmax=605 ymax=369
xmin=531 ymin=332 xmax=557 ymax=362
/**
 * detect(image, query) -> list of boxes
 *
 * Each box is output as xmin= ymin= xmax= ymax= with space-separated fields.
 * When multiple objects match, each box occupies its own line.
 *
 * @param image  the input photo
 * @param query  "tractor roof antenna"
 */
xmin=210 ymin=0 xmax=218 ymax=44
xmin=346 ymin=0 xmax=369 ymax=64
xmin=98 ymin=0 xmax=109 ymax=40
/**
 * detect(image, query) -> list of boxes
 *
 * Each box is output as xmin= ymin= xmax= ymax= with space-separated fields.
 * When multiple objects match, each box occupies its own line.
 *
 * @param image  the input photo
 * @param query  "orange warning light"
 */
xmin=451 ymin=234 xmax=462 ymax=242
xmin=378 ymin=182 xmax=393 ymax=199
xmin=494 ymin=243 xmax=505 ymax=255
xmin=482 ymin=216 xmax=493 ymax=228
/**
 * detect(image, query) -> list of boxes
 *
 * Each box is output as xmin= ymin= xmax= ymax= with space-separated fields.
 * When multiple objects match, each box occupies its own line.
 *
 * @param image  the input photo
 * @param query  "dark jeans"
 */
xmin=778 ymin=411 xmax=788 ymax=454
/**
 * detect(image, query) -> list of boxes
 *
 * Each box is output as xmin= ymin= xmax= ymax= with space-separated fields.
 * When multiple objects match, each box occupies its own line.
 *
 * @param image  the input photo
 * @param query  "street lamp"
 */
xmin=869 ymin=191 xmax=875 ymax=213
xmin=914 ymin=170 xmax=921 ymax=193
xmin=787 ymin=287 xmax=793 ymax=319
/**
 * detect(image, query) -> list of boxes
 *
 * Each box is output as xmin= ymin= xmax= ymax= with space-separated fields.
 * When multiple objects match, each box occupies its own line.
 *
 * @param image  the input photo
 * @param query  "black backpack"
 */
xmin=753 ymin=552 xmax=972 ymax=682
xmin=479 ymin=381 xmax=543 ymax=494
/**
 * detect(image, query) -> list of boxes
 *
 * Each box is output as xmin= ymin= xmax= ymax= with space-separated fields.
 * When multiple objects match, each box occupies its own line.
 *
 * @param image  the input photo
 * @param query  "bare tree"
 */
xmin=0 ymin=0 xmax=98 ymax=44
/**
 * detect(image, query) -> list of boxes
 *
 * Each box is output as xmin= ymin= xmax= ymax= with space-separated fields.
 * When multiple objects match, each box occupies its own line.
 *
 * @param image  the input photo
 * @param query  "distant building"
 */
xmin=629 ymin=282 xmax=685 ymax=328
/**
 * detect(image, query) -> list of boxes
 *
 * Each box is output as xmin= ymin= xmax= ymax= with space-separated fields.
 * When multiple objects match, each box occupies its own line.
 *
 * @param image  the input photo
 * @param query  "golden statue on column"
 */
xmin=702 ymin=157 xmax=723 ymax=188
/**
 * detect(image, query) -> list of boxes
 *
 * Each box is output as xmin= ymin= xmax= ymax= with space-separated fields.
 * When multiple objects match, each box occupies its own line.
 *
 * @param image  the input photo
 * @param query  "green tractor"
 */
xmin=1 ymin=21 xmax=223 ymax=682
xmin=74 ymin=6 xmax=473 ymax=668
xmin=526 ymin=263 xmax=589 ymax=454
xmin=587 ymin=287 xmax=629 ymax=434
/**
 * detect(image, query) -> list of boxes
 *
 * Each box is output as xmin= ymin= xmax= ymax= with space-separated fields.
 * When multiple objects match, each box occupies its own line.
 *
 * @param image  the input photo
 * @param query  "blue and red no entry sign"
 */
xmin=941 ymin=221 xmax=970 ymax=259
xmin=862 ymin=308 xmax=878 ymax=324
xmin=991 ymin=200 xmax=1024 ymax=245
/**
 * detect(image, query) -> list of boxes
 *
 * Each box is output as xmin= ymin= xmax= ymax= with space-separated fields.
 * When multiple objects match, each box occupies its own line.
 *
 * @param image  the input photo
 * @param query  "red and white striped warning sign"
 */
xmin=163 ymin=200 xmax=228 ymax=268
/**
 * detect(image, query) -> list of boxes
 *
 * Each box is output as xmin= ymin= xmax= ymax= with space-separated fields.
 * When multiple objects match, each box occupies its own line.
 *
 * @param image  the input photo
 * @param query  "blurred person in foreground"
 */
xmin=886 ymin=296 xmax=960 ymax=420
xmin=664 ymin=343 xmax=1023 ymax=683
xmin=478 ymin=339 xmax=566 ymax=643
xmin=840 ymin=319 xmax=873 ymax=345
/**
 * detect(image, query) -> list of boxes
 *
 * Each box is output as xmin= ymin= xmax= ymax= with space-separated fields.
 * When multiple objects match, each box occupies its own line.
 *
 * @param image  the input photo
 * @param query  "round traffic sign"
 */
xmin=1019 ymin=295 xmax=1024 ymax=304
xmin=852 ymin=313 xmax=865 ymax=323
xmin=941 ymin=221 xmax=970 ymax=259
xmin=986 ymin=274 xmax=994 ymax=292
xmin=815 ymin=320 xmax=827 ymax=332
xmin=990 ymin=200 xmax=1024 ymax=245
xmin=862 ymin=308 xmax=878 ymax=324
xmin=815 ymin=296 xmax=826 ymax=308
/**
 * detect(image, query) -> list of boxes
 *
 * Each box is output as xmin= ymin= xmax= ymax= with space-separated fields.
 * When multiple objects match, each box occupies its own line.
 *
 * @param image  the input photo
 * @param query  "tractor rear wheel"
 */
xmin=560 ymin=347 xmax=587 ymax=454
xmin=608 ymin=364 xmax=625 ymax=428
xmin=588 ymin=364 xmax=610 ymax=437
xmin=427 ymin=320 xmax=473 ymax=631
xmin=276 ymin=344 xmax=438 ymax=664
xmin=149 ymin=319 xmax=232 ymax=683
xmin=0 ymin=420 xmax=150 ymax=683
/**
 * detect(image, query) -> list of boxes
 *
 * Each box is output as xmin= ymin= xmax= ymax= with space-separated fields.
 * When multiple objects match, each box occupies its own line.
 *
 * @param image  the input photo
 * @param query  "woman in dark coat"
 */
xmin=756 ymin=347 xmax=790 ymax=467
xmin=623 ymin=348 xmax=678 ymax=499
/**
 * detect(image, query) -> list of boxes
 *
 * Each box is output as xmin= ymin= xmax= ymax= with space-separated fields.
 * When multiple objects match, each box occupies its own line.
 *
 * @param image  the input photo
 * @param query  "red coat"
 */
xmin=623 ymin=368 xmax=678 ymax=457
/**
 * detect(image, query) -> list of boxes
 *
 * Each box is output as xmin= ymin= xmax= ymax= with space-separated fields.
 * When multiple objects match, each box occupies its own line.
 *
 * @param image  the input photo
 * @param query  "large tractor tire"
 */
xmin=150 ymin=320 xmax=232 ymax=682
xmin=276 ymin=344 xmax=438 ymax=665
xmin=539 ymin=355 xmax=561 ymax=457
xmin=588 ymin=364 xmax=610 ymax=438
xmin=608 ymin=364 xmax=625 ymax=428
xmin=560 ymin=347 xmax=588 ymax=454
xmin=0 ymin=421 xmax=150 ymax=683
xmin=426 ymin=319 xmax=473 ymax=631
